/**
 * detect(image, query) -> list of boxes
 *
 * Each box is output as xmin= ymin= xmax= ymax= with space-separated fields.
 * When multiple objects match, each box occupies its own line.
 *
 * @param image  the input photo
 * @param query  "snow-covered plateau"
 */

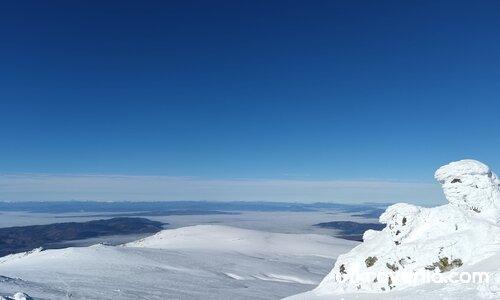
xmin=0 ymin=225 xmax=356 ymax=299
xmin=288 ymin=159 xmax=500 ymax=300
xmin=2 ymin=159 xmax=500 ymax=300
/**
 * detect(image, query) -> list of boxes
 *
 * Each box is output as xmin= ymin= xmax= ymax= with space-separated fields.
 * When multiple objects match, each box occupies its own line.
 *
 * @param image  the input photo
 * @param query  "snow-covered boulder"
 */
xmin=312 ymin=159 xmax=500 ymax=296
xmin=435 ymin=159 xmax=500 ymax=221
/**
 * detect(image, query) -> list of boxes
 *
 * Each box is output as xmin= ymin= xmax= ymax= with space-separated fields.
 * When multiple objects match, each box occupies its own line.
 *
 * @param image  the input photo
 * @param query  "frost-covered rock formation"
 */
xmin=310 ymin=159 xmax=500 ymax=296
xmin=435 ymin=159 xmax=500 ymax=221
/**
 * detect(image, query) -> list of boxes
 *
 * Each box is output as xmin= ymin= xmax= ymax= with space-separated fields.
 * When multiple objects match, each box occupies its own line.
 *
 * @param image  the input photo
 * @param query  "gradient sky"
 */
xmin=1 ymin=1 xmax=499 ymax=204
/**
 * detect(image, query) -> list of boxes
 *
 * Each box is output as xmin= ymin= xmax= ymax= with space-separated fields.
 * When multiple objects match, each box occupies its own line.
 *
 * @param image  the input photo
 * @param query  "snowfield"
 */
xmin=126 ymin=224 xmax=349 ymax=257
xmin=288 ymin=159 xmax=500 ymax=300
xmin=0 ymin=225 xmax=356 ymax=299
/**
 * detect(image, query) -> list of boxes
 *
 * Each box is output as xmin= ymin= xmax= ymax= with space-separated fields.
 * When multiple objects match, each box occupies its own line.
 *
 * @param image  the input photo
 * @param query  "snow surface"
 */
xmin=0 ymin=225 xmax=356 ymax=299
xmin=126 ymin=224 xmax=346 ymax=257
xmin=288 ymin=159 xmax=500 ymax=300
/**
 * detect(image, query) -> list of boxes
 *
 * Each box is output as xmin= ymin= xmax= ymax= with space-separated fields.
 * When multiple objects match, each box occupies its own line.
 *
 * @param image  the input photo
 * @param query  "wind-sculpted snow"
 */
xmin=288 ymin=159 xmax=500 ymax=300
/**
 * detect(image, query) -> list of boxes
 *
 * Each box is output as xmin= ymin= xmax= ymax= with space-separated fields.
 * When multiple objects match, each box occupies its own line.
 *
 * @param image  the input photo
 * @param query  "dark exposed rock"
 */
xmin=365 ymin=256 xmax=378 ymax=268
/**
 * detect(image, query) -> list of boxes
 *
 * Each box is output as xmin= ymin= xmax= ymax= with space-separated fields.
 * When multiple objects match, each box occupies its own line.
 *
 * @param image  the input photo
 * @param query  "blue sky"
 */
xmin=0 ymin=1 xmax=499 ymax=204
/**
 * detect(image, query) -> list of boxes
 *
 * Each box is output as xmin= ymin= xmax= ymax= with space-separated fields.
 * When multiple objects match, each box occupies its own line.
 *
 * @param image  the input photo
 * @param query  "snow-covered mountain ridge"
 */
xmin=288 ymin=159 xmax=500 ymax=300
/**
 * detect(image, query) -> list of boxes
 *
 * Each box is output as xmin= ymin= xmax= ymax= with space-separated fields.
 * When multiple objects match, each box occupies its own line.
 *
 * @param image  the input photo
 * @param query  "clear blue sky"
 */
xmin=0 ymin=1 xmax=499 ymax=203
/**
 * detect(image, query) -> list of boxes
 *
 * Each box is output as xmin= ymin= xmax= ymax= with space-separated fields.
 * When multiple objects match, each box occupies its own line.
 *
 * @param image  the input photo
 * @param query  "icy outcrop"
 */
xmin=313 ymin=159 xmax=500 ymax=295
xmin=435 ymin=159 xmax=500 ymax=221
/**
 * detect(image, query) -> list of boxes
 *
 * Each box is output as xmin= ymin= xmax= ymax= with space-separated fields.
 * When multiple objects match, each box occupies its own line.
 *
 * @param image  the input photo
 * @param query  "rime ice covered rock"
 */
xmin=312 ymin=159 xmax=500 ymax=296
xmin=435 ymin=159 xmax=500 ymax=221
xmin=379 ymin=203 xmax=421 ymax=245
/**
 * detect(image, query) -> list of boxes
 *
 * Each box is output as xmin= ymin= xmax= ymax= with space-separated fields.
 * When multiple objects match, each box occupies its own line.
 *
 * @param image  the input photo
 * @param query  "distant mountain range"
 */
xmin=0 ymin=200 xmax=390 ymax=216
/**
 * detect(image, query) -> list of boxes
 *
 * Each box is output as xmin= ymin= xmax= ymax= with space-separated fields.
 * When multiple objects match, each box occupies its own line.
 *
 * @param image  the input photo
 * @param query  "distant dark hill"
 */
xmin=0 ymin=217 xmax=165 ymax=257
xmin=314 ymin=221 xmax=385 ymax=241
